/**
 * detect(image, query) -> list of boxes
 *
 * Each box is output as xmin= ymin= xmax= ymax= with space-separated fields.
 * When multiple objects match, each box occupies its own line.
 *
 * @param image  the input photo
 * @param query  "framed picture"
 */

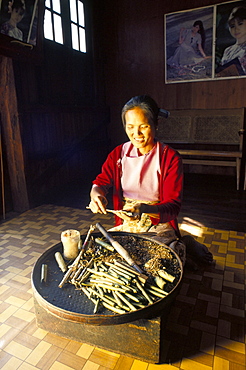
xmin=165 ymin=6 xmax=214 ymax=83
xmin=0 ymin=0 xmax=44 ymax=62
xmin=215 ymin=0 xmax=246 ymax=79
xmin=165 ymin=1 xmax=246 ymax=83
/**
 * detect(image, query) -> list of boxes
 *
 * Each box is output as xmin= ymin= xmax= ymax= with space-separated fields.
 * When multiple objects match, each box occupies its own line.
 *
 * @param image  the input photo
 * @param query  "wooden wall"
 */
xmin=0 ymin=0 xmax=110 ymax=211
xmin=101 ymin=0 xmax=246 ymax=148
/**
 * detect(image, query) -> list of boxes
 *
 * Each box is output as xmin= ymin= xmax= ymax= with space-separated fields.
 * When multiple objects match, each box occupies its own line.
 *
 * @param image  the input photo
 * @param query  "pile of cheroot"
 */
xmin=57 ymin=234 xmax=182 ymax=315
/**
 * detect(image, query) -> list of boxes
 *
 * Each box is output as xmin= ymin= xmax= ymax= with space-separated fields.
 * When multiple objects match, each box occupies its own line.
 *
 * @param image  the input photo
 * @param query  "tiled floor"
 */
xmin=0 ymin=204 xmax=245 ymax=369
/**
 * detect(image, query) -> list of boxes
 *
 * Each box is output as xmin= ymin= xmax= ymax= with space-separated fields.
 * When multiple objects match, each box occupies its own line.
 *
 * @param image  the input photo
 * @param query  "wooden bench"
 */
xmin=156 ymin=108 xmax=246 ymax=190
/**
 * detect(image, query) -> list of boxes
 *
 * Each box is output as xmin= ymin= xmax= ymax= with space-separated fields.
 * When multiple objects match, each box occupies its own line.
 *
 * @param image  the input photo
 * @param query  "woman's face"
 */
xmin=10 ymin=8 xmax=25 ymax=25
xmin=192 ymin=25 xmax=200 ymax=33
xmin=124 ymin=107 xmax=156 ymax=155
xmin=229 ymin=18 xmax=246 ymax=43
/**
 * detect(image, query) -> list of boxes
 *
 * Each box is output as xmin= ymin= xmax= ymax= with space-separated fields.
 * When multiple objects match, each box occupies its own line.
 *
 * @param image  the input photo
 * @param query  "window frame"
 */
xmin=44 ymin=0 xmax=87 ymax=54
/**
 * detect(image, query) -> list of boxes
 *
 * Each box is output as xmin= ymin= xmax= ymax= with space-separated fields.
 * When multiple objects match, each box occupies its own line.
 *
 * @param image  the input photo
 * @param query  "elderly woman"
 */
xmin=88 ymin=95 xmax=213 ymax=267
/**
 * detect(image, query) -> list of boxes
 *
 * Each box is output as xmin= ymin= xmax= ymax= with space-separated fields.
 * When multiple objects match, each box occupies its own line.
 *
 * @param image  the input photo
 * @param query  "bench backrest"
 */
xmin=157 ymin=108 xmax=245 ymax=150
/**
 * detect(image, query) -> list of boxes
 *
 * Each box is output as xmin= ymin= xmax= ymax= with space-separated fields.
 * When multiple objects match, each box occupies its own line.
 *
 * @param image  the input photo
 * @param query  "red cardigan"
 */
xmin=93 ymin=141 xmax=183 ymax=237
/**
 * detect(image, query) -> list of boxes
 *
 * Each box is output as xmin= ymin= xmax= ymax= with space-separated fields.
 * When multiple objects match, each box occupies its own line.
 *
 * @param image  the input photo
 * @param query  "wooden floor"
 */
xmin=179 ymin=173 xmax=246 ymax=233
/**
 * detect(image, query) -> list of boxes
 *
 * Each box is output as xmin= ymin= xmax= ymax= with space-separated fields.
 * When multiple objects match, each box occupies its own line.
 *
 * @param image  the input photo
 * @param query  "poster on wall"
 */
xmin=0 ymin=0 xmax=43 ymax=62
xmin=165 ymin=6 xmax=214 ymax=83
xmin=215 ymin=0 xmax=246 ymax=79
xmin=165 ymin=0 xmax=246 ymax=83
xmin=0 ymin=0 xmax=39 ymax=45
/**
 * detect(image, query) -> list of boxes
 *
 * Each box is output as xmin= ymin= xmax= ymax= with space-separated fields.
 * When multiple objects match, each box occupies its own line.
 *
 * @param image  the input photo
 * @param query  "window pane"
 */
xmin=78 ymin=1 xmax=84 ymax=27
xmin=71 ymin=24 xmax=79 ymax=51
xmin=70 ymin=0 xmax=77 ymax=23
xmin=44 ymin=10 xmax=53 ymax=40
xmin=54 ymin=14 xmax=63 ymax=44
xmin=45 ymin=0 xmax=51 ymax=8
xmin=43 ymin=0 xmax=86 ymax=53
xmin=53 ymin=0 xmax=61 ymax=14
xmin=79 ymin=27 xmax=86 ymax=52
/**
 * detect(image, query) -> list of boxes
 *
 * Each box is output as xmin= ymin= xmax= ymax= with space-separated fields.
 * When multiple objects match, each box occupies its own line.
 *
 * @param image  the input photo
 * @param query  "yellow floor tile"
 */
xmin=81 ymin=360 xmax=100 ymax=370
xmin=5 ymin=296 xmax=26 ymax=307
xmin=13 ymin=308 xmax=35 ymax=322
xmin=0 ymin=285 xmax=10 ymax=295
xmin=11 ymin=275 xmax=30 ymax=285
xmin=25 ymin=340 xmax=52 ymax=365
xmin=24 ymin=258 xmax=38 ymax=266
xmin=6 ymin=267 xmax=23 ymax=275
xmin=12 ymin=252 xmax=27 ymax=259
xmin=226 ymin=254 xmax=235 ymax=263
xmin=148 ymin=364 xmax=179 ymax=369
xmin=130 ymin=359 xmax=148 ymax=370
xmin=0 ymin=323 xmax=12 ymax=339
xmin=180 ymin=358 xmax=212 ymax=370
xmin=0 ymin=305 xmax=19 ymax=323
xmin=77 ymin=343 xmax=95 ymax=359
xmin=32 ymin=327 xmax=48 ymax=340
xmin=1 ymin=356 xmax=23 ymax=370
xmin=0 ymin=273 xmax=15 ymax=284
xmin=216 ymin=336 xmax=245 ymax=354
xmin=19 ymin=267 xmax=33 ymax=277
xmin=95 ymin=347 xmax=120 ymax=358
xmin=21 ymin=298 xmax=34 ymax=311
xmin=4 ymin=340 xmax=32 ymax=360
xmin=217 ymin=245 xmax=227 ymax=254
xmin=18 ymin=361 xmax=40 ymax=369
xmin=213 ymin=356 xmax=229 ymax=370
xmin=50 ymin=361 xmax=79 ymax=370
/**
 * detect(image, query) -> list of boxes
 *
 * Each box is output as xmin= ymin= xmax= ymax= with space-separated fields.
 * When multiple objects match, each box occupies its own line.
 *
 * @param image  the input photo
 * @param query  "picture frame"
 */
xmin=215 ymin=0 xmax=246 ymax=80
xmin=165 ymin=0 xmax=246 ymax=83
xmin=165 ymin=6 xmax=214 ymax=84
xmin=0 ymin=0 xmax=44 ymax=63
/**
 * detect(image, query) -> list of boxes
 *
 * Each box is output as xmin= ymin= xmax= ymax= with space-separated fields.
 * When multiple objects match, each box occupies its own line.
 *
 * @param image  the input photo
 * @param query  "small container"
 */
xmin=61 ymin=229 xmax=80 ymax=260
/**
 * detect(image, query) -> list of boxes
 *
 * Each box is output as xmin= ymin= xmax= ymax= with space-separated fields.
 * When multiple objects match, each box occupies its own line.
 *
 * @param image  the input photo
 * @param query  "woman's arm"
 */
xmin=198 ymin=43 xmax=206 ymax=58
xmin=179 ymin=28 xmax=185 ymax=44
xmin=88 ymin=145 xmax=122 ymax=215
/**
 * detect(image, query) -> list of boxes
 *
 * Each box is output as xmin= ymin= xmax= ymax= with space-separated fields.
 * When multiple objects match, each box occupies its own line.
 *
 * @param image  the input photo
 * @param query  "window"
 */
xmin=44 ymin=0 xmax=86 ymax=53
xmin=70 ymin=0 xmax=86 ymax=52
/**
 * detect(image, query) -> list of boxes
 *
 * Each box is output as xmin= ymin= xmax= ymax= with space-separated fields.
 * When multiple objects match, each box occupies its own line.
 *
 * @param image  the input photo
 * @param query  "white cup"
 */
xmin=61 ymin=229 xmax=80 ymax=260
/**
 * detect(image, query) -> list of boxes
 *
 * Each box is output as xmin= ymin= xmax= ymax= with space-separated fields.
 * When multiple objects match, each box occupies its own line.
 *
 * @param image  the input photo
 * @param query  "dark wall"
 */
xmin=9 ymin=0 xmax=110 ymax=207
xmin=100 ymin=0 xmax=246 ymax=147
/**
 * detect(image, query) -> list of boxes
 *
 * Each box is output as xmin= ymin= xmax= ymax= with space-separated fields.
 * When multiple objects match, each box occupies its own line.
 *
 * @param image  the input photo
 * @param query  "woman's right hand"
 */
xmin=89 ymin=185 xmax=108 ymax=214
xmin=88 ymin=195 xmax=108 ymax=214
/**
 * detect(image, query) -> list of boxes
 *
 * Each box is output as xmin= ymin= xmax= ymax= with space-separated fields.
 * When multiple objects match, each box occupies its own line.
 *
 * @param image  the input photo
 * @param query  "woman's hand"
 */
xmin=89 ymin=185 xmax=108 ymax=214
xmin=88 ymin=195 xmax=108 ymax=214
xmin=120 ymin=203 xmax=142 ymax=221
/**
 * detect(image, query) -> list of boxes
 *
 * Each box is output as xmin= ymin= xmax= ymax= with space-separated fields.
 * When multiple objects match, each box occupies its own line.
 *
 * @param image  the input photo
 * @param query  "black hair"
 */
xmin=228 ymin=6 xmax=246 ymax=26
xmin=121 ymin=95 xmax=160 ymax=128
xmin=193 ymin=20 xmax=206 ymax=50
xmin=12 ymin=0 xmax=25 ymax=12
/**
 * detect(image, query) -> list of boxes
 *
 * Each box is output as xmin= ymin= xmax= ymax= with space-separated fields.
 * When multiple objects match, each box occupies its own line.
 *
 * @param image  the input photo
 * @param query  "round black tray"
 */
xmin=32 ymin=232 xmax=183 ymax=325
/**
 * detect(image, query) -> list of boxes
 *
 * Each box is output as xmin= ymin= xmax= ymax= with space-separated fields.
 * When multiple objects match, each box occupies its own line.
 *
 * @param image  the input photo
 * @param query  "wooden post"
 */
xmin=0 ymin=56 xmax=29 ymax=212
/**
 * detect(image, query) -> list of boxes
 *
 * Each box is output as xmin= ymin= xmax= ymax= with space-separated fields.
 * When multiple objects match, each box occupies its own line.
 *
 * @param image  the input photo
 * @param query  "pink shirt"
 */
xmin=121 ymin=142 xmax=160 ymax=201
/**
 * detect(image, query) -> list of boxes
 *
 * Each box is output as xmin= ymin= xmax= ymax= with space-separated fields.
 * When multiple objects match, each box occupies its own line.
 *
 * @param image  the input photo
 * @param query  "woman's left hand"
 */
xmin=118 ymin=203 xmax=142 ymax=221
